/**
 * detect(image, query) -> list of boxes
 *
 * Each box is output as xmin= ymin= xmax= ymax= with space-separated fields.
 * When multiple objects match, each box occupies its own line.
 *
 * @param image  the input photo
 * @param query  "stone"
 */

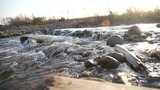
xmin=115 ymin=45 xmax=148 ymax=72
xmin=21 ymin=38 xmax=38 ymax=48
xmin=43 ymin=44 xmax=70 ymax=58
xmin=149 ymin=49 xmax=160 ymax=60
xmin=95 ymin=56 xmax=121 ymax=69
xmin=0 ymin=69 xmax=14 ymax=81
xmin=127 ymin=26 xmax=141 ymax=36
xmin=156 ymin=24 xmax=160 ymax=28
xmin=20 ymin=36 xmax=29 ymax=44
xmin=108 ymin=53 xmax=126 ymax=63
xmin=72 ymin=30 xmax=92 ymax=38
xmin=84 ymin=60 xmax=96 ymax=69
xmin=124 ymin=26 xmax=145 ymax=42
xmin=106 ymin=35 xmax=124 ymax=47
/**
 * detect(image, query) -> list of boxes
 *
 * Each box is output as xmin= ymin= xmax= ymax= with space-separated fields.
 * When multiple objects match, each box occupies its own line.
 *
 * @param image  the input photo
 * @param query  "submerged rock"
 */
xmin=95 ymin=56 xmax=121 ymax=69
xmin=106 ymin=35 xmax=124 ymax=47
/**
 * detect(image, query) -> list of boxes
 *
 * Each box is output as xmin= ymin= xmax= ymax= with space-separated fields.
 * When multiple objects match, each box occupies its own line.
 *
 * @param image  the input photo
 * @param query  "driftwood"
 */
xmin=115 ymin=45 xmax=148 ymax=73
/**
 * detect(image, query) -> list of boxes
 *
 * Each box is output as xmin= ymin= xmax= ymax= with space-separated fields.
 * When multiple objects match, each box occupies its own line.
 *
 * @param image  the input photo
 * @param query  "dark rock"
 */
xmin=95 ymin=56 xmax=121 ymax=69
xmin=0 ymin=69 xmax=14 ymax=81
xmin=108 ymin=53 xmax=126 ymax=63
xmin=115 ymin=45 xmax=148 ymax=72
xmin=20 ymin=36 xmax=29 ymax=44
xmin=106 ymin=35 xmax=124 ymax=47
xmin=84 ymin=61 xmax=96 ymax=69
xmin=54 ymin=30 xmax=62 ymax=35
xmin=72 ymin=30 xmax=92 ymax=38
xmin=156 ymin=24 xmax=160 ymax=28
xmin=144 ymin=32 xmax=152 ymax=37
xmin=43 ymin=44 xmax=70 ymax=58
xmin=127 ymin=26 xmax=141 ymax=36
xmin=148 ymin=49 xmax=160 ymax=60
xmin=124 ymin=26 xmax=146 ymax=42
xmin=20 ymin=37 xmax=38 ymax=48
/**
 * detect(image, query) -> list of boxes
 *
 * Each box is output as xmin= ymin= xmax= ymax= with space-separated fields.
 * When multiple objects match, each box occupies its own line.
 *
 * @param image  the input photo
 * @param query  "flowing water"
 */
xmin=1 ymin=23 xmax=160 ymax=89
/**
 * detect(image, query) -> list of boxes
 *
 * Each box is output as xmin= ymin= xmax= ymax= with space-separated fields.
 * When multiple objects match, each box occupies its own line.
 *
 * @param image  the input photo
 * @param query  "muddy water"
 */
xmin=1 ymin=24 xmax=160 ymax=89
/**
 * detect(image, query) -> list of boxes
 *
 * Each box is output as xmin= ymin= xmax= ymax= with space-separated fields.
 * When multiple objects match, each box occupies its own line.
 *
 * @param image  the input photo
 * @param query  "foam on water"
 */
xmin=55 ymin=23 xmax=160 ymax=33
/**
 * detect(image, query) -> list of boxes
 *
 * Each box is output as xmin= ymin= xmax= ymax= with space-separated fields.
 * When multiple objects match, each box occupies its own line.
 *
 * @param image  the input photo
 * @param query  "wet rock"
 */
xmin=53 ymin=30 xmax=72 ymax=36
xmin=92 ymin=32 xmax=110 ymax=40
xmin=72 ymin=55 xmax=84 ymax=62
xmin=66 ymin=46 xmax=93 ymax=57
xmin=106 ymin=35 xmax=124 ymax=47
xmin=20 ymin=37 xmax=38 ymax=48
xmin=41 ymin=28 xmax=52 ymax=35
xmin=95 ymin=56 xmax=121 ymax=69
xmin=43 ymin=44 xmax=70 ymax=58
xmin=108 ymin=53 xmax=126 ymax=63
xmin=156 ymin=24 xmax=160 ymax=28
xmin=92 ymin=32 xmax=103 ymax=40
xmin=84 ymin=60 xmax=96 ymax=69
xmin=80 ymin=71 xmax=93 ymax=77
xmin=144 ymin=32 xmax=152 ymax=37
xmin=148 ymin=49 xmax=160 ymax=60
xmin=128 ymin=26 xmax=141 ymax=35
xmin=0 ymin=69 xmax=14 ymax=81
xmin=124 ymin=26 xmax=145 ymax=42
xmin=115 ymin=45 xmax=148 ymax=72
xmin=20 ymin=36 xmax=29 ymax=44
xmin=117 ymin=63 xmax=139 ymax=86
xmin=20 ymin=35 xmax=62 ymax=46
xmin=72 ymin=30 xmax=92 ymax=38
xmin=117 ymin=72 xmax=138 ymax=86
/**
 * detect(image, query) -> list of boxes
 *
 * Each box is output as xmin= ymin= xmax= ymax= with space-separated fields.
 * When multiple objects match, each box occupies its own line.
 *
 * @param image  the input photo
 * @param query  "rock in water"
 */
xmin=148 ymin=49 xmax=160 ymax=60
xmin=95 ymin=56 xmax=120 ymax=69
xmin=108 ymin=53 xmax=126 ymax=63
xmin=156 ymin=24 xmax=160 ymax=28
xmin=20 ymin=36 xmax=28 ymax=44
xmin=20 ymin=35 xmax=56 ymax=45
xmin=72 ymin=30 xmax=92 ymax=38
xmin=20 ymin=37 xmax=38 ymax=48
xmin=124 ymin=26 xmax=145 ymax=42
xmin=106 ymin=35 xmax=124 ymax=47
xmin=127 ymin=26 xmax=141 ymax=36
xmin=115 ymin=45 xmax=148 ymax=73
xmin=84 ymin=60 xmax=96 ymax=69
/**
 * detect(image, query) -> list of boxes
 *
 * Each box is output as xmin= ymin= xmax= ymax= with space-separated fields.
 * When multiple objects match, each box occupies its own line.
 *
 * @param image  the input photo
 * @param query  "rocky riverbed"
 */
xmin=1 ymin=23 xmax=160 ymax=90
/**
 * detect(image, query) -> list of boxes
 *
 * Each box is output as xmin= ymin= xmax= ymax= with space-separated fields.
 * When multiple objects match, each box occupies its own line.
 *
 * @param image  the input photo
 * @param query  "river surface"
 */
xmin=1 ymin=23 xmax=160 ymax=89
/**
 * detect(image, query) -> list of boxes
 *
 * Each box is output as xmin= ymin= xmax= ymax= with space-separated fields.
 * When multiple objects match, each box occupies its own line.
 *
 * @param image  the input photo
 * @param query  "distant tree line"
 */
xmin=2 ymin=7 xmax=160 ymax=27
xmin=108 ymin=8 xmax=160 ymax=25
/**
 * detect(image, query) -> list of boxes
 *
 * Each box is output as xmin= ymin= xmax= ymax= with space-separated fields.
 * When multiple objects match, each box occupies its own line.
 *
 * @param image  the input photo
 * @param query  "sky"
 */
xmin=0 ymin=0 xmax=160 ymax=19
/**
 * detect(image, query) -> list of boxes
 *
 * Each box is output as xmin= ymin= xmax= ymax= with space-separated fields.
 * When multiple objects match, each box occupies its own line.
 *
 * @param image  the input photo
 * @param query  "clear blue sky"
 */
xmin=1 ymin=0 xmax=160 ymax=18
